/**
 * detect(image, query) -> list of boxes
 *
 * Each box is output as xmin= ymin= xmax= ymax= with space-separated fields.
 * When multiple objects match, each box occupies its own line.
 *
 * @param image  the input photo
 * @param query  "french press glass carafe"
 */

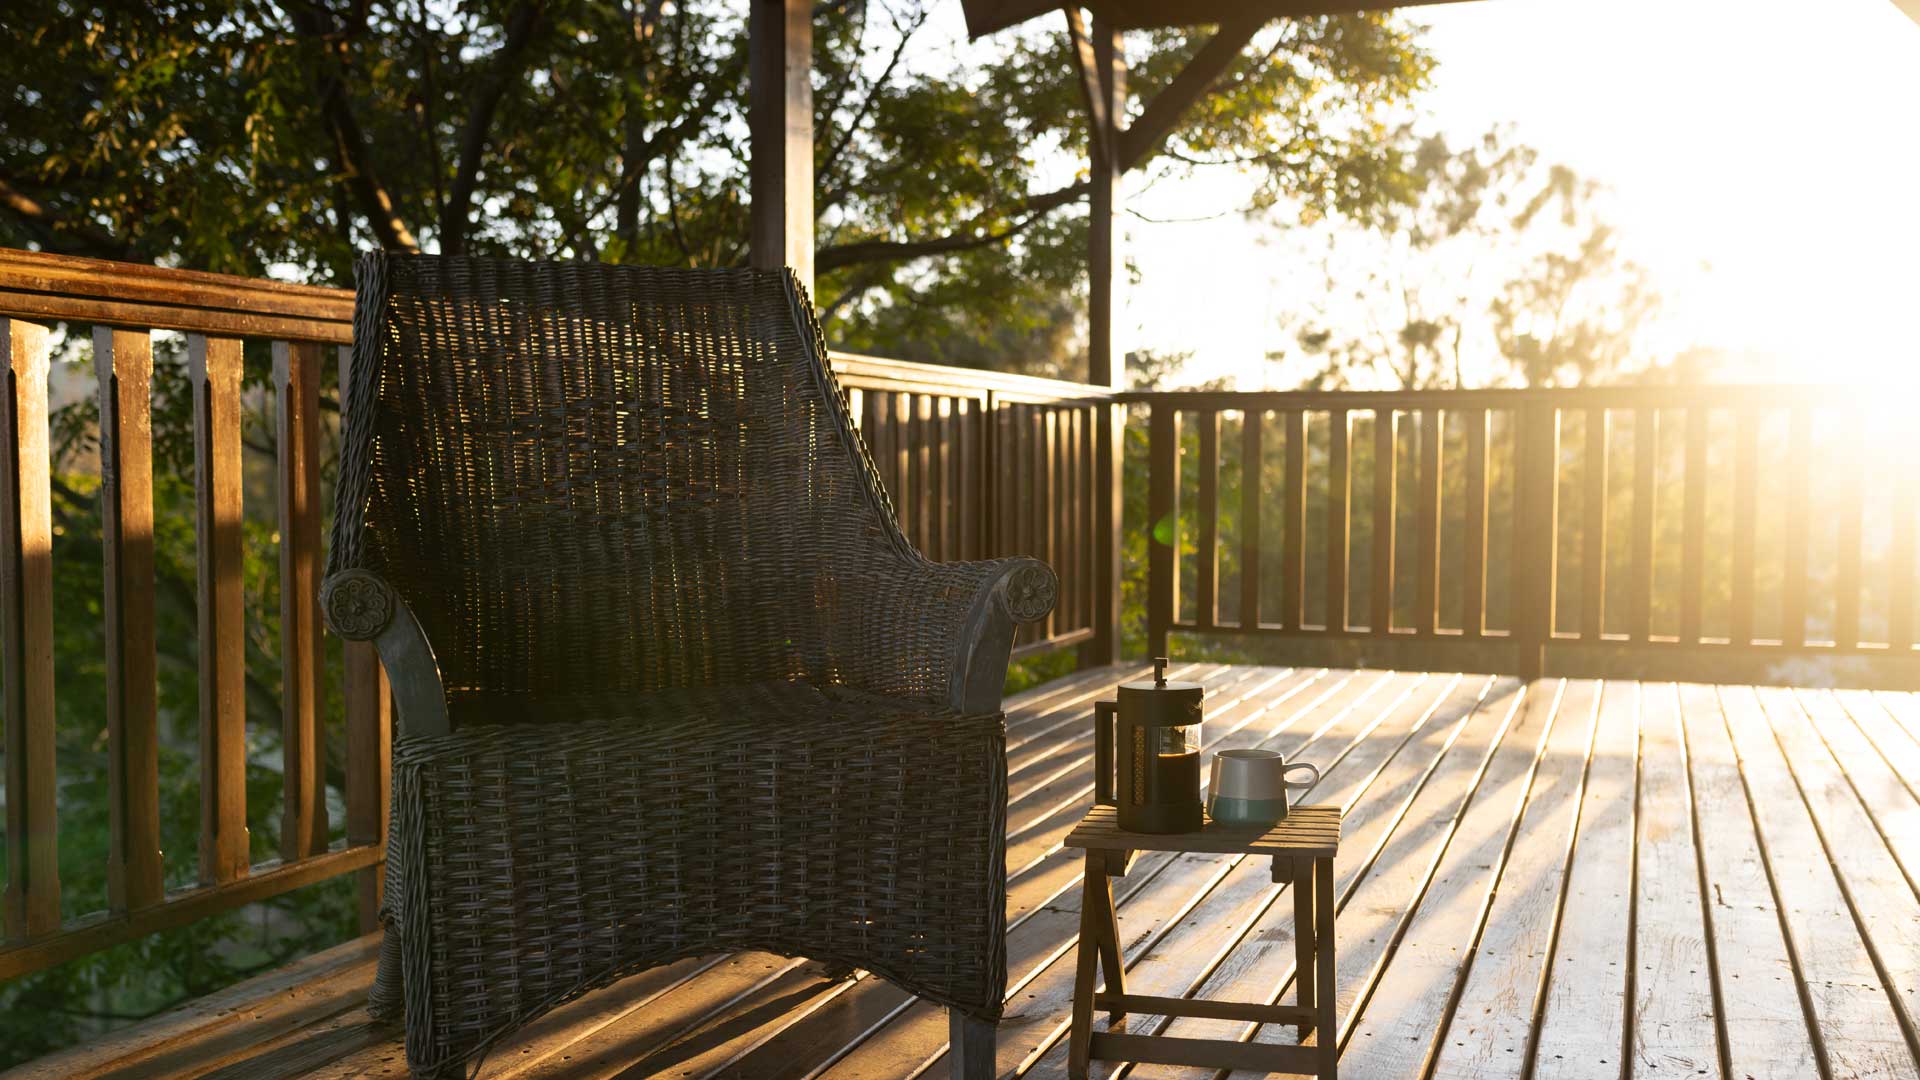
xmin=1093 ymin=656 xmax=1204 ymax=834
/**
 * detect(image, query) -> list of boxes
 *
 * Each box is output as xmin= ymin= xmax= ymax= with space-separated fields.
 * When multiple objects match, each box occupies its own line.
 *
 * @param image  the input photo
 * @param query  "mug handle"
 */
xmin=1283 ymin=761 xmax=1320 ymax=791
xmin=1207 ymin=755 xmax=1223 ymax=818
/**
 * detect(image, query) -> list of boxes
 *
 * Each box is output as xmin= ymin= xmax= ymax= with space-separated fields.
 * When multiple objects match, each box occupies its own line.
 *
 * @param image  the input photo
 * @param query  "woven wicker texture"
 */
xmin=327 ymin=254 xmax=1041 ymax=1078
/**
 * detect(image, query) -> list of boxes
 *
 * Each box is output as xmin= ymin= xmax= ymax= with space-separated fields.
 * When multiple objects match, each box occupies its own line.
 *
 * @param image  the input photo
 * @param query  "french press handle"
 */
xmin=1094 ymin=700 xmax=1117 ymax=806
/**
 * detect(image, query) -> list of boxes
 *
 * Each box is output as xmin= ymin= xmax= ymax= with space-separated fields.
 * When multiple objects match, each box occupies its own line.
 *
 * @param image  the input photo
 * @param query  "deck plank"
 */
xmin=1428 ymin=680 xmax=1601 ymax=1080
xmin=1337 ymin=678 xmax=1561 ymax=1079
xmin=1238 ymin=677 xmax=1524 ymax=1065
xmin=807 ymin=671 xmax=1415 ymax=1079
xmin=1531 ymin=680 xmax=1641 ymax=1080
xmin=1836 ymin=690 xmax=1920 ymax=807
xmin=1721 ymin=685 xmax=1919 ymax=1080
xmin=1801 ymin=689 xmax=1920 ymax=899
xmin=1023 ymin=674 xmax=1493 ymax=1079
xmin=1123 ymin=674 xmax=1502 ymax=1078
xmin=1679 ymin=683 xmax=1819 ymax=1080
xmin=1757 ymin=687 xmax=1920 ymax=1064
xmin=1626 ymin=683 xmax=1718 ymax=1078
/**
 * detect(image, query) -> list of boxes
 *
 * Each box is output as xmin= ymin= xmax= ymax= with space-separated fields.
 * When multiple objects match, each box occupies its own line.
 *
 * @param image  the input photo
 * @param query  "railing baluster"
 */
xmin=1240 ymin=409 xmax=1262 ymax=630
xmin=1416 ymin=409 xmax=1443 ymax=635
xmin=1 ymin=319 xmax=59 ymax=937
xmin=1581 ymin=408 xmax=1609 ymax=641
xmin=1463 ymin=409 xmax=1489 ymax=637
xmin=1835 ymin=419 xmax=1862 ymax=649
xmin=1327 ymin=409 xmax=1350 ymax=632
xmin=339 ymin=343 xmax=391 ymax=934
xmin=1679 ymin=406 xmax=1708 ymax=644
xmin=191 ymin=334 xmax=250 ymax=885
xmin=914 ymin=394 xmax=934 ymax=551
xmin=932 ymin=397 xmax=951 ymax=562
xmin=1512 ymin=400 xmax=1559 ymax=678
xmin=97 ymin=327 xmax=164 ymax=913
xmin=1630 ymin=408 xmax=1656 ymax=642
xmin=894 ymin=392 xmax=913 ymax=531
xmin=1370 ymin=410 xmax=1395 ymax=635
xmin=1147 ymin=401 xmax=1177 ymax=657
xmin=1043 ymin=407 xmax=1059 ymax=638
xmin=1783 ymin=406 xmax=1810 ymax=648
xmin=274 ymin=342 xmax=327 ymax=861
xmin=1729 ymin=407 xmax=1759 ymax=645
xmin=1197 ymin=409 xmax=1219 ymax=630
xmin=1893 ymin=450 xmax=1916 ymax=653
xmin=1282 ymin=410 xmax=1306 ymax=630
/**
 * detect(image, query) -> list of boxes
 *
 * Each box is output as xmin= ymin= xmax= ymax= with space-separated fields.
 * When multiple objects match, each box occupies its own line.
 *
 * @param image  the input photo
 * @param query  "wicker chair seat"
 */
xmin=383 ymin=679 xmax=1006 ymax=1074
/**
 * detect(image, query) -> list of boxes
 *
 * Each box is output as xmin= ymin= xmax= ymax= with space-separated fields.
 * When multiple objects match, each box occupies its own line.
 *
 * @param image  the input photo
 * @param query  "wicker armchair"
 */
xmin=322 ymin=254 xmax=1057 ymax=1079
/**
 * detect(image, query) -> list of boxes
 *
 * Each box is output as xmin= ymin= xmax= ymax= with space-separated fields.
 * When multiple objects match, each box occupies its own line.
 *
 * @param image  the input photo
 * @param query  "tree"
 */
xmin=2 ymin=0 xmax=1433 ymax=375
xmin=1276 ymin=127 xmax=1658 ymax=389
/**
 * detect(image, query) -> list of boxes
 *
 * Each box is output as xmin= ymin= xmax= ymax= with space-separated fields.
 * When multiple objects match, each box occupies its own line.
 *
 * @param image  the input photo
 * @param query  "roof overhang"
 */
xmin=963 ymin=0 xmax=1476 ymax=40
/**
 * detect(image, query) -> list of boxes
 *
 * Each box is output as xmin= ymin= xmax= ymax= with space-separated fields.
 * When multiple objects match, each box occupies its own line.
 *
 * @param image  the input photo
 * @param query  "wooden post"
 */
xmin=748 ymin=0 xmax=813 ymax=289
xmin=1085 ymin=15 xmax=1126 ymax=667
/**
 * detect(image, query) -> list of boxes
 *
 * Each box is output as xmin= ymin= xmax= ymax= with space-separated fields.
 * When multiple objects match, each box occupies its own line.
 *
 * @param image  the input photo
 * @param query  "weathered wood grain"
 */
xmin=1679 ymin=683 xmax=1818 ymax=1080
xmin=1628 ymin=682 xmax=1718 ymax=1078
xmin=1429 ymin=680 xmax=1601 ymax=1080
xmin=1531 ymin=680 xmax=1641 ymax=1080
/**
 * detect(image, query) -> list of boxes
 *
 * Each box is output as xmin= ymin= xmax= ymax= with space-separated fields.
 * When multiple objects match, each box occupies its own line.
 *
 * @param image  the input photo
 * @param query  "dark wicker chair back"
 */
xmin=330 ymin=259 xmax=941 ymax=717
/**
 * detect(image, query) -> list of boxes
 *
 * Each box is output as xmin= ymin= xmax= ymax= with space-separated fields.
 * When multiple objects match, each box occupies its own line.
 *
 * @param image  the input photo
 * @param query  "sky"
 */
xmin=1120 ymin=0 xmax=1920 ymax=389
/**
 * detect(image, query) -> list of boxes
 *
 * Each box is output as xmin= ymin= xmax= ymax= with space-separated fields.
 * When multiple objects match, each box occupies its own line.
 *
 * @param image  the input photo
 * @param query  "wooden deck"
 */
xmin=13 ymin=663 xmax=1920 ymax=1080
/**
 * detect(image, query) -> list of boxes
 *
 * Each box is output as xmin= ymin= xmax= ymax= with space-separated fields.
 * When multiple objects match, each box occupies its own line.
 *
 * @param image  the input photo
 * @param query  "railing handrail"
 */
xmin=1123 ymin=384 xmax=1880 ymax=409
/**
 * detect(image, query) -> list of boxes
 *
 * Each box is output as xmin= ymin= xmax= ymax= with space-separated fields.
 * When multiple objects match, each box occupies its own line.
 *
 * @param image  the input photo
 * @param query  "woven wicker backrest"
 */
xmin=329 ymin=254 xmax=912 ymax=715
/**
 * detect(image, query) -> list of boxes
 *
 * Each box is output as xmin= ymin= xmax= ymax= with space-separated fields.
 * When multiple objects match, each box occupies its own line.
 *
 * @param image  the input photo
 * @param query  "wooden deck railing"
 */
xmin=0 ymin=248 xmax=1113 ymax=981
xmin=1137 ymin=388 xmax=1919 ymax=677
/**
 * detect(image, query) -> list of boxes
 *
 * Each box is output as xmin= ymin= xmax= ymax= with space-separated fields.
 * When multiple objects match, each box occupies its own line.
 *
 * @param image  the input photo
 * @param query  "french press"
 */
xmin=1093 ymin=656 xmax=1205 ymax=834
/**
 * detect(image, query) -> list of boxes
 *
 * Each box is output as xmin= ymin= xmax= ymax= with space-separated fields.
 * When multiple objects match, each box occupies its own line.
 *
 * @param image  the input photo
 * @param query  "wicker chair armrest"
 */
xmin=321 ymin=570 xmax=451 ymax=737
xmin=860 ymin=553 xmax=1059 ymax=714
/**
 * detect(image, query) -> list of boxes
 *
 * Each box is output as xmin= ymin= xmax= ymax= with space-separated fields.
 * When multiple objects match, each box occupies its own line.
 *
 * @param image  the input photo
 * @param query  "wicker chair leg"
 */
xmin=366 ymin=928 xmax=404 ymax=1023
xmin=950 ymin=1011 xmax=996 ymax=1080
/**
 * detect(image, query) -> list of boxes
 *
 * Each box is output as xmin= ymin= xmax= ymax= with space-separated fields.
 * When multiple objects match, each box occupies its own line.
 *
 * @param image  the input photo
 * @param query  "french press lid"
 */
xmin=1116 ymin=656 xmax=1203 ymax=722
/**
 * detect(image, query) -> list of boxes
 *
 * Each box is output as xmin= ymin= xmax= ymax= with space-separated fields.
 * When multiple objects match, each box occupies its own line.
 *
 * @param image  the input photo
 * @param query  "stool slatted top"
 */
xmin=1066 ymin=804 xmax=1340 ymax=858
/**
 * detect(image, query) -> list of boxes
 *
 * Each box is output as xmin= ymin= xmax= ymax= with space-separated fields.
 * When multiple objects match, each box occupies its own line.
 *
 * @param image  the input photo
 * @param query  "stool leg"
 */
xmin=1092 ymin=866 xmax=1126 ymax=1021
xmin=1069 ymin=855 xmax=1102 ymax=1080
xmin=950 ymin=1011 xmax=996 ymax=1080
xmin=1315 ymin=857 xmax=1338 ymax=1080
xmin=1292 ymin=855 xmax=1316 ymax=1035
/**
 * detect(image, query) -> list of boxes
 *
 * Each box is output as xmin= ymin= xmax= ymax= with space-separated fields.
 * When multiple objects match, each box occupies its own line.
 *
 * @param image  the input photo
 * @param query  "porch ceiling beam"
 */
xmin=1117 ymin=12 xmax=1265 ymax=173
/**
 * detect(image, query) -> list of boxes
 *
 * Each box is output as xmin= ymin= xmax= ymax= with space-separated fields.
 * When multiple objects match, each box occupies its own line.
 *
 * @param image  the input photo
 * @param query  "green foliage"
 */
xmin=0 ymin=335 xmax=358 ymax=1068
xmin=3 ymin=0 xmax=1431 ymax=377
xmin=1280 ymin=127 xmax=1659 ymax=389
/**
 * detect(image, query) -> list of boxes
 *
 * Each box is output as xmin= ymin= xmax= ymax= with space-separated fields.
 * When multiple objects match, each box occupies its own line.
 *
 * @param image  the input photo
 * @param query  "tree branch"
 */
xmin=438 ymin=2 xmax=545 ymax=255
xmin=0 ymin=173 xmax=142 ymax=261
xmin=289 ymin=5 xmax=422 ymax=252
xmin=814 ymin=181 xmax=1088 ymax=273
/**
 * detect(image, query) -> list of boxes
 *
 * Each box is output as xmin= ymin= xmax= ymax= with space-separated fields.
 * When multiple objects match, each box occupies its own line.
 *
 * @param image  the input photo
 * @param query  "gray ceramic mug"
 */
xmin=1207 ymin=748 xmax=1320 ymax=826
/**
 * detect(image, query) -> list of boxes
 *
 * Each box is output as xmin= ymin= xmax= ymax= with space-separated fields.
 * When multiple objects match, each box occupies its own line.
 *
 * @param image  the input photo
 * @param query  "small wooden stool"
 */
xmin=1062 ymin=804 xmax=1341 ymax=1079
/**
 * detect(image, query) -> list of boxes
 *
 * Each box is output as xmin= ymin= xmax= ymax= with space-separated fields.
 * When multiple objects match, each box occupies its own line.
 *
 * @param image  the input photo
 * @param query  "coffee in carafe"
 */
xmin=1093 ymin=656 xmax=1204 ymax=834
